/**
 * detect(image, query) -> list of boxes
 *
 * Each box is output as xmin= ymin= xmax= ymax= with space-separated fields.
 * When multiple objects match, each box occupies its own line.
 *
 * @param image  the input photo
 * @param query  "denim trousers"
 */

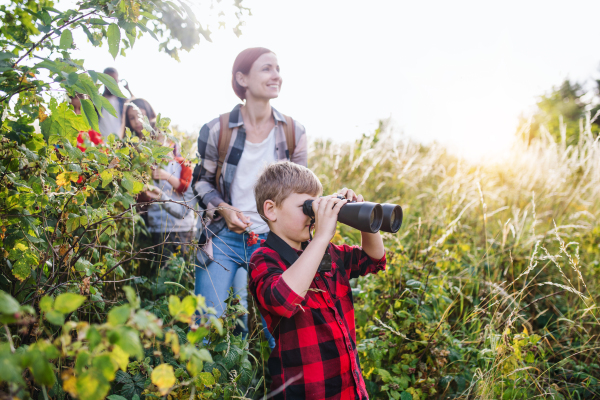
xmin=194 ymin=227 xmax=276 ymax=349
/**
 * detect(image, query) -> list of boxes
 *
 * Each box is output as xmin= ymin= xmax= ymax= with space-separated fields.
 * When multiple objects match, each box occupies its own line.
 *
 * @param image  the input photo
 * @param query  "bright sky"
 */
xmin=70 ymin=0 xmax=600 ymax=159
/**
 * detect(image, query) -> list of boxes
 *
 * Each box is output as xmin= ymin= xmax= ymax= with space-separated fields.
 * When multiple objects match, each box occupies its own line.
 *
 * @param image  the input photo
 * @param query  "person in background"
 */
xmin=123 ymin=98 xmax=157 ymax=139
xmin=125 ymin=99 xmax=195 ymax=276
xmin=98 ymin=67 xmax=129 ymax=139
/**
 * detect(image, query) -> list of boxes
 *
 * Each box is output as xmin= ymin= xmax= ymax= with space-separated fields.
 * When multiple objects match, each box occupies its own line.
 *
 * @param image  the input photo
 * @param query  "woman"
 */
xmin=126 ymin=99 xmax=195 ymax=275
xmin=152 ymin=48 xmax=307 ymax=344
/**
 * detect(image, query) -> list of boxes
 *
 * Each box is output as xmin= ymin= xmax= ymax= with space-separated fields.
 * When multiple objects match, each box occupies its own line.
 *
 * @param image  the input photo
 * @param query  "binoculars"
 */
xmin=302 ymin=196 xmax=403 ymax=233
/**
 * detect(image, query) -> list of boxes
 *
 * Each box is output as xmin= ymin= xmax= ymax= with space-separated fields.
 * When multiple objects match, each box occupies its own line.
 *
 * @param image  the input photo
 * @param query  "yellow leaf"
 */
xmin=56 ymin=173 xmax=69 ymax=187
xmin=111 ymin=345 xmax=130 ymax=371
xmin=523 ymin=326 xmax=529 ymax=336
xmin=151 ymin=364 xmax=176 ymax=395
xmin=63 ymin=375 xmax=78 ymax=397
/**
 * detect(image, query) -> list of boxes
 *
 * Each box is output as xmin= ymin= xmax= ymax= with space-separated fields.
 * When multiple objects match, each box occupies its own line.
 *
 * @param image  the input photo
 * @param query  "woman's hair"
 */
xmin=232 ymin=47 xmax=274 ymax=101
xmin=125 ymin=98 xmax=156 ymax=134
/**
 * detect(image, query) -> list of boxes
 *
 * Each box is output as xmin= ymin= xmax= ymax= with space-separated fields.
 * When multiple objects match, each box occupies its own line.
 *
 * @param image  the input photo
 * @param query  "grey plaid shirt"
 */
xmin=192 ymin=104 xmax=307 ymax=240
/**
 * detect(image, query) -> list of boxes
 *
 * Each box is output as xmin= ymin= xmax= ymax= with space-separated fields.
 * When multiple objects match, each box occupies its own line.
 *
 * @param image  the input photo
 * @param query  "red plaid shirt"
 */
xmin=249 ymin=238 xmax=386 ymax=399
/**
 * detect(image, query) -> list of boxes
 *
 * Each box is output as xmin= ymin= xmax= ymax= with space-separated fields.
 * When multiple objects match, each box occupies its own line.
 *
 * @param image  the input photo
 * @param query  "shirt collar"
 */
xmin=229 ymin=104 xmax=288 ymax=128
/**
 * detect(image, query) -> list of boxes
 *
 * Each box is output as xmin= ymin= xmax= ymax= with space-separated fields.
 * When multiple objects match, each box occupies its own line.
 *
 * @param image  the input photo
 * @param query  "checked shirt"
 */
xmin=249 ymin=234 xmax=386 ymax=399
xmin=192 ymin=104 xmax=307 ymax=241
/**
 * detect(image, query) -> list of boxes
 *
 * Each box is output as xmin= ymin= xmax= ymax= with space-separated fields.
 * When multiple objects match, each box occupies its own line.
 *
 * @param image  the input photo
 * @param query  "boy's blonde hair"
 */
xmin=254 ymin=161 xmax=323 ymax=222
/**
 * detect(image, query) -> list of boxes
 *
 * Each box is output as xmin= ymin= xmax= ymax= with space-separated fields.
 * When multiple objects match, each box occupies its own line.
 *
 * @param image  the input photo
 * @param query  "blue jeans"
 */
xmin=195 ymin=228 xmax=276 ymax=349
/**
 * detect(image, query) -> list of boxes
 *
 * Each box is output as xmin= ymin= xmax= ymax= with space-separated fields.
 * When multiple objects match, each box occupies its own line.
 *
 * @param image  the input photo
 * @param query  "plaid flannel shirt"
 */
xmin=249 ymin=238 xmax=386 ymax=399
xmin=193 ymin=104 xmax=307 ymax=240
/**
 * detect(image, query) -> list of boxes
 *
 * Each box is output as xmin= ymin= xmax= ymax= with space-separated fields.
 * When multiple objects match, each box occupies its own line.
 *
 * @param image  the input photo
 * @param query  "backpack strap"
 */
xmin=215 ymin=113 xmax=232 ymax=193
xmin=282 ymin=114 xmax=296 ymax=159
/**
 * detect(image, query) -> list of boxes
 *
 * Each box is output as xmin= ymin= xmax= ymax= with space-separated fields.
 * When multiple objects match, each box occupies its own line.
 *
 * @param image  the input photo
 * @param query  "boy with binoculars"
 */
xmin=249 ymin=160 xmax=389 ymax=399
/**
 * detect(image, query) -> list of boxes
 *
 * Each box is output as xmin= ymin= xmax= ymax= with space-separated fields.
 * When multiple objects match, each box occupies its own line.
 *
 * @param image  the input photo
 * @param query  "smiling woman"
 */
xmin=189 ymin=47 xmax=308 ymax=348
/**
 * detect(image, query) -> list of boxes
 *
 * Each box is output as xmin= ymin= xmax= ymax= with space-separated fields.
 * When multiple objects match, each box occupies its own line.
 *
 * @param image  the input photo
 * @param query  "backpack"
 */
xmin=191 ymin=112 xmax=296 ymax=243
xmin=214 ymin=112 xmax=296 ymax=192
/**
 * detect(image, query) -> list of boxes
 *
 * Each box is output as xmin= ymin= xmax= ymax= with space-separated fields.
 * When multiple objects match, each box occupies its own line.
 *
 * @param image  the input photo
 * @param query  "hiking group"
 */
xmin=85 ymin=47 xmax=387 ymax=399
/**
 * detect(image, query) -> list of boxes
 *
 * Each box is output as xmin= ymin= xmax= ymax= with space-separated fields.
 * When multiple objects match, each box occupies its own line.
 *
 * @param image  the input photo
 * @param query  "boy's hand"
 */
xmin=338 ymin=187 xmax=364 ymax=203
xmin=312 ymin=195 xmax=347 ymax=243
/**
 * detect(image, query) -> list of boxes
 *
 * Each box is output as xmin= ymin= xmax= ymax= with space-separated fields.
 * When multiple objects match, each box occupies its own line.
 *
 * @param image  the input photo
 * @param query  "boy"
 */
xmin=249 ymin=161 xmax=386 ymax=399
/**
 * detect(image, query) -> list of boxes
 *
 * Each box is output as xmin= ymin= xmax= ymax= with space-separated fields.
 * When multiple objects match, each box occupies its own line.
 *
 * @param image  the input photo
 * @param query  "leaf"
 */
xmin=107 ymin=23 xmax=121 ymax=59
xmin=97 ymin=72 xmax=125 ymax=98
xmin=110 ymin=345 xmax=130 ymax=371
xmin=59 ymin=30 xmax=73 ymax=49
xmin=12 ymin=252 xmax=38 ymax=281
xmin=80 ymin=98 xmax=100 ymax=133
xmin=152 ymin=146 xmax=174 ymax=159
xmin=54 ymin=293 xmax=86 ymax=313
xmin=92 ymin=354 xmax=118 ymax=380
xmin=39 ymin=296 xmax=54 ymax=312
xmin=76 ymin=370 xmax=110 ymax=400
xmin=0 ymin=291 xmax=20 ymax=315
xmin=187 ymin=327 xmax=208 ymax=344
xmin=45 ymin=310 xmax=65 ymax=325
xmin=400 ymin=391 xmax=413 ymax=400
xmin=378 ymin=368 xmax=392 ymax=382
xmin=108 ymin=304 xmax=130 ymax=326
xmin=67 ymin=72 xmax=79 ymax=85
xmin=107 ymin=396 xmax=128 ymax=400
xmin=101 ymin=169 xmax=113 ymax=188
xmin=196 ymin=372 xmax=215 ymax=387
xmin=151 ymin=364 xmax=176 ymax=395
xmin=115 ymin=327 xmax=143 ymax=359
xmin=123 ymin=286 xmax=140 ymax=309
xmin=121 ymin=172 xmax=143 ymax=195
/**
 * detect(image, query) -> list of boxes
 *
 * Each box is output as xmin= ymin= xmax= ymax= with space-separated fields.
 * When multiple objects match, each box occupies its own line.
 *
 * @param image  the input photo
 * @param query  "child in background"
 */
xmin=124 ymin=99 xmax=196 ymax=275
xmin=249 ymin=161 xmax=386 ymax=399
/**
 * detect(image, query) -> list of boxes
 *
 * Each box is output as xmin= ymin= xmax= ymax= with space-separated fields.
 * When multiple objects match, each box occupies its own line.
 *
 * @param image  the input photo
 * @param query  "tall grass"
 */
xmin=310 ymin=119 xmax=600 ymax=399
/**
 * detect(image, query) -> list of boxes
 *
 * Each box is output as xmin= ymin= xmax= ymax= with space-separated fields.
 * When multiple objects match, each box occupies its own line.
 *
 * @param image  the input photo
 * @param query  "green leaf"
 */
xmin=45 ymin=310 xmax=65 ymax=326
xmin=378 ymin=368 xmax=392 ymax=382
xmin=54 ymin=293 xmax=86 ymax=313
xmin=80 ymin=98 xmax=100 ymax=133
xmin=27 ymin=350 xmax=56 ymax=386
xmin=66 ymin=215 xmax=81 ymax=233
xmin=59 ymin=29 xmax=73 ymax=49
xmin=0 ymin=291 xmax=20 ymax=315
xmin=97 ymin=72 xmax=125 ymax=98
xmin=123 ymin=286 xmax=140 ymax=309
xmin=195 ymin=372 xmax=215 ymax=387
xmin=115 ymin=327 xmax=143 ymax=359
xmin=121 ymin=172 xmax=143 ymax=194
xmin=187 ymin=327 xmax=208 ymax=344
xmin=107 ymin=23 xmax=121 ymax=59
xmin=152 ymin=146 xmax=174 ymax=159
xmin=67 ymin=72 xmax=79 ymax=85
xmin=400 ymin=391 xmax=413 ymax=400
xmin=108 ymin=304 xmax=130 ymax=326
xmin=39 ymin=296 xmax=54 ymax=312
xmin=92 ymin=354 xmax=118 ymax=380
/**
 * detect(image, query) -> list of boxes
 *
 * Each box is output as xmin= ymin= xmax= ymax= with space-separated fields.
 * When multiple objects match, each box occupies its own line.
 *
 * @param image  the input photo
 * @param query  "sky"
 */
xmin=68 ymin=0 xmax=600 ymax=159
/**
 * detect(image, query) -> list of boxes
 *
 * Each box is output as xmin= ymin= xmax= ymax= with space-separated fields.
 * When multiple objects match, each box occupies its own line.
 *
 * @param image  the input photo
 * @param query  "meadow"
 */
xmin=308 ymin=120 xmax=600 ymax=398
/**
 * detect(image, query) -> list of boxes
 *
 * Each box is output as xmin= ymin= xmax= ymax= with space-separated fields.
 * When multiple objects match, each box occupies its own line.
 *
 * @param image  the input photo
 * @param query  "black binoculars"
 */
xmin=302 ymin=196 xmax=403 ymax=233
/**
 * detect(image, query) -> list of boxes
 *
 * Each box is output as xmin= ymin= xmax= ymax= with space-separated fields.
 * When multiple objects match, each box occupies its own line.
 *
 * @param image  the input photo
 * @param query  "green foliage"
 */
xmin=313 ymin=123 xmax=600 ymax=399
xmin=517 ymin=79 xmax=600 ymax=146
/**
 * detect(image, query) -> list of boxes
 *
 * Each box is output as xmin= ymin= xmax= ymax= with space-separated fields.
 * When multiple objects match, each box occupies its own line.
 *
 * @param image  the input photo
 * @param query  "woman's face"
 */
xmin=127 ymin=106 xmax=147 ymax=134
xmin=239 ymin=52 xmax=282 ymax=101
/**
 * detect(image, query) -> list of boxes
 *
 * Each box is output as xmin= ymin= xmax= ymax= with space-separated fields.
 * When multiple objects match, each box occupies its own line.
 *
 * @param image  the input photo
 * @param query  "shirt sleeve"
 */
xmin=159 ymin=183 xmax=196 ymax=220
xmin=174 ymin=157 xmax=192 ymax=194
xmin=333 ymin=243 xmax=386 ymax=280
xmin=194 ymin=119 xmax=226 ymax=210
xmin=249 ymin=248 xmax=306 ymax=318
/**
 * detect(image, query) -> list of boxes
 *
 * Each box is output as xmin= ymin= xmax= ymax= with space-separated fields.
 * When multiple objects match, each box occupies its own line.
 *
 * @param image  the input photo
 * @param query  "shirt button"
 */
xmin=315 ymin=277 xmax=320 ymax=281
xmin=348 ymin=344 xmax=352 ymax=350
xmin=327 ymin=299 xmax=331 ymax=304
